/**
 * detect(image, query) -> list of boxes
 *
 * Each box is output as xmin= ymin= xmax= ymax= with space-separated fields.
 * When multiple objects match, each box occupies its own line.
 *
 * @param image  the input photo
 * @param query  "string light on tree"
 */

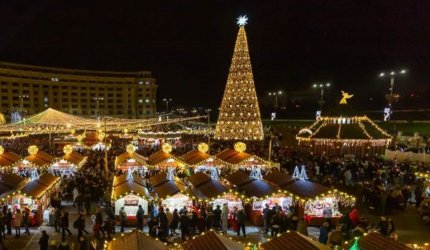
xmin=250 ymin=166 xmax=263 ymax=180
xmin=299 ymin=165 xmax=308 ymax=180
xmin=292 ymin=166 xmax=300 ymax=179
xmin=214 ymin=15 xmax=264 ymax=141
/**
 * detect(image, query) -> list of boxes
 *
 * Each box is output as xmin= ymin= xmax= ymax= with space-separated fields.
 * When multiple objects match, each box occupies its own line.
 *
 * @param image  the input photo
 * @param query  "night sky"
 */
xmin=1 ymin=0 xmax=429 ymax=113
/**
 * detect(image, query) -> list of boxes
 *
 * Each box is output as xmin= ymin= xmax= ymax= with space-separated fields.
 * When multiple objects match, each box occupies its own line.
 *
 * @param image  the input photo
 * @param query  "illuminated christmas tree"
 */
xmin=214 ymin=15 xmax=264 ymax=141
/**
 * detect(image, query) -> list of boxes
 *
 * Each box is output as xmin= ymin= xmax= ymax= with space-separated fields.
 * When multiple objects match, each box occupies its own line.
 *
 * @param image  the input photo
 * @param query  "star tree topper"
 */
xmin=237 ymin=15 xmax=248 ymax=26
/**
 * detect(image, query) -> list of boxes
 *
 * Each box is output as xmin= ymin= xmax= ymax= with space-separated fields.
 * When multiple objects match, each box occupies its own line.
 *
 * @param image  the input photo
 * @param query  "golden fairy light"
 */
xmin=162 ymin=143 xmax=173 ymax=154
xmin=0 ymin=146 xmax=4 ymax=155
xmin=234 ymin=141 xmax=247 ymax=153
xmin=126 ymin=144 xmax=135 ymax=154
xmin=63 ymin=145 xmax=73 ymax=155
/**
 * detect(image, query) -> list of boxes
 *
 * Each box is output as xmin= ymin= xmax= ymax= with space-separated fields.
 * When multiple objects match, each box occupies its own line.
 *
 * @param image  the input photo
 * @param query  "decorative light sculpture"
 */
xmin=28 ymin=145 xmax=39 ymax=155
xmin=234 ymin=142 xmax=247 ymax=153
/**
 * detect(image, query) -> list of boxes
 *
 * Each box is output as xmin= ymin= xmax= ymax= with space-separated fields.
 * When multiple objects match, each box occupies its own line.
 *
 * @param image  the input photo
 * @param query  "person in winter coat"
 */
xmin=13 ymin=209 xmax=22 ymax=238
xmin=136 ymin=205 xmax=144 ymax=230
xmin=39 ymin=230 xmax=49 ymax=250
xmin=179 ymin=212 xmax=189 ymax=241
xmin=119 ymin=207 xmax=127 ymax=233
xmin=270 ymin=211 xmax=282 ymax=237
xmin=61 ymin=211 xmax=72 ymax=238
xmin=157 ymin=207 xmax=168 ymax=241
xmin=235 ymin=208 xmax=246 ymax=237
xmin=5 ymin=209 xmax=12 ymax=236
xmin=22 ymin=208 xmax=30 ymax=235
xmin=170 ymin=209 xmax=179 ymax=235
xmin=221 ymin=204 xmax=229 ymax=233
xmin=319 ymin=222 xmax=330 ymax=244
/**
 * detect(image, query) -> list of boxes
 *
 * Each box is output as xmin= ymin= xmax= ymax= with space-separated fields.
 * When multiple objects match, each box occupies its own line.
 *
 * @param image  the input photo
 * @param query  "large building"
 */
xmin=0 ymin=61 xmax=157 ymax=119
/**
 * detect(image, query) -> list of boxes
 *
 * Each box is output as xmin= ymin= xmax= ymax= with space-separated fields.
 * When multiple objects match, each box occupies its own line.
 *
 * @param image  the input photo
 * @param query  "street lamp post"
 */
xmin=18 ymin=94 xmax=29 ymax=114
xmin=93 ymin=97 xmax=104 ymax=118
xmin=163 ymin=98 xmax=173 ymax=113
xmin=312 ymin=83 xmax=331 ymax=119
xmin=379 ymin=69 xmax=406 ymax=121
xmin=268 ymin=91 xmax=283 ymax=120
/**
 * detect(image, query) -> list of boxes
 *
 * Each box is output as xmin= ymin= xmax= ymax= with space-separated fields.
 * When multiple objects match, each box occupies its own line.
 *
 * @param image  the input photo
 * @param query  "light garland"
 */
xmin=214 ymin=18 xmax=264 ymax=141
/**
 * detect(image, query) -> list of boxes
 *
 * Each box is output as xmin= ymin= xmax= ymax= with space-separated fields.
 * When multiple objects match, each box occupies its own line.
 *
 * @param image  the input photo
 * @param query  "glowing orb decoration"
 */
xmin=28 ymin=145 xmax=39 ymax=155
xmin=126 ymin=144 xmax=135 ymax=154
xmin=71 ymin=129 xmax=75 ymax=135
xmin=197 ymin=143 xmax=209 ymax=153
xmin=98 ymin=132 xmax=106 ymax=141
xmin=63 ymin=145 xmax=73 ymax=155
xmin=162 ymin=143 xmax=173 ymax=154
xmin=123 ymin=128 xmax=129 ymax=134
xmin=234 ymin=142 xmax=247 ymax=153
xmin=0 ymin=146 xmax=4 ymax=155
xmin=76 ymin=134 xmax=83 ymax=142
xmin=237 ymin=15 xmax=248 ymax=26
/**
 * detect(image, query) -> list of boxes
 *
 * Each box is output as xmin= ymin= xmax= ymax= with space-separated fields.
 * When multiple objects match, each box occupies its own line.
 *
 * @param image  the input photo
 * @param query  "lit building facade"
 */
xmin=0 ymin=61 xmax=157 ymax=119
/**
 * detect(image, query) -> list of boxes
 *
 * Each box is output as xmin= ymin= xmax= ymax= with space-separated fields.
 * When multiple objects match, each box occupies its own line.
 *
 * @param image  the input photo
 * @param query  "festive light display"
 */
xmin=234 ymin=142 xmax=247 ymax=153
xmin=126 ymin=144 xmax=136 ymax=154
xmin=0 ymin=146 xmax=4 ymax=155
xmin=339 ymin=91 xmax=354 ymax=104
xmin=197 ymin=143 xmax=209 ymax=153
xmin=0 ymin=113 xmax=5 ymax=124
xmin=250 ymin=166 xmax=263 ymax=180
xmin=162 ymin=143 xmax=173 ymax=154
xmin=63 ymin=145 xmax=73 ymax=155
xmin=214 ymin=16 xmax=264 ymax=141
xmin=28 ymin=145 xmax=39 ymax=155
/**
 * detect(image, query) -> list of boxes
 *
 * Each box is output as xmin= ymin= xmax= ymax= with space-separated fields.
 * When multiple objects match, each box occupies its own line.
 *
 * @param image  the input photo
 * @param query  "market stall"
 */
xmin=104 ymin=230 xmax=168 ymax=250
xmin=179 ymin=230 xmax=245 ymax=250
xmin=343 ymin=232 xmax=412 ymax=250
xmin=149 ymin=171 xmax=190 ymax=212
xmin=0 ymin=146 xmax=21 ymax=172
xmin=147 ymin=143 xmax=186 ymax=171
xmin=296 ymin=97 xmax=392 ymax=157
xmin=0 ymin=173 xmax=28 ymax=203
xmin=14 ymin=146 xmax=54 ymax=175
xmin=12 ymin=173 xmax=60 ymax=226
xmin=111 ymin=173 xmax=150 ymax=225
xmin=181 ymin=143 xmax=227 ymax=174
xmin=138 ymin=123 xmax=182 ymax=146
xmin=282 ymin=179 xmax=355 ymax=226
xmin=50 ymin=145 xmax=87 ymax=176
xmin=216 ymin=142 xmax=272 ymax=171
xmin=114 ymin=144 xmax=148 ymax=174
xmin=225 ymin=170 xmax=280 ymax=225
xmin=259 ymin=231 xmax=329 ymax=250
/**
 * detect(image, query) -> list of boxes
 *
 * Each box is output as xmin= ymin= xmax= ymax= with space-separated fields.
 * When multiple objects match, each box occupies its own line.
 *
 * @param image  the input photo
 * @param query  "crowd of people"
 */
xmin=0 ymin=134 xmax=428 ymax=249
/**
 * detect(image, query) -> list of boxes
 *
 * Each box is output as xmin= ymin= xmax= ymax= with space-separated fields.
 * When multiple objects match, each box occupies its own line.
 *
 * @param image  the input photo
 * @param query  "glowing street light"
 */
xmin=312 ymin=83 xmax=331 ymax=110
xmin=379 ymin=69 xmax=407 ymax=121
xmin=163 ymin=98 xmax=173 ymax=113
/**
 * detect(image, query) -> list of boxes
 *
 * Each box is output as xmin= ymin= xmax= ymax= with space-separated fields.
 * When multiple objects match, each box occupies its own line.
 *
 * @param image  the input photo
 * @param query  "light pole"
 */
xmin=205 ymin=108 xmax=211 ymax=152
xmin=268 ymin=91 xmax=283 ymax=120
xmin=312 ymin=83 xmax=331 ymax=111
xmin=163 ymin=98 xmax=172 ymax=113
xmin=379 ymin=69 xmax=406 ymax=121
xmin=18 ymin=94 xmax=29 ymax=114
xmin=93 ymin=97 xmax=104 ymax=118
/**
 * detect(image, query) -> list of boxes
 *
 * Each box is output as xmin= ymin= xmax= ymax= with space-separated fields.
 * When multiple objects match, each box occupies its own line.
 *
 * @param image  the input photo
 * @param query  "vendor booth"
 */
xmin=180 ymin=230 xmax=245 ymax=250
xmin=138 ymin=124 xmax=182 ymax=146
xmin=115 ymin=144 xmax=148 ymax=174
xmin=216 ymin=142 xmax=272 ymax=171
xmin=282 ymin=179 xmax=355 ymax=226
xmin=147 ymin=143 xmax=186 ymax=171
xmin=50 ymin=145 xmax=87 ymax=176
xmin=0 ymin=173 xmax=28 ymax=203
xmin=343 ymin=232 xmax=412 ymax=250
xmin=13 ymin=173 xmax=60 ymax=226
xmin=112 ymin=173 xmax=150 ymax=225
xmin=181 ymin=143 xmax=227 ymax=174
xmin=260 ymin=231 xmax=329 ymax=250
xmin=149 ymin=171 xmax=190 ymax=212
xmin=0 ymin=146 xmax=21 ymax=172
xmin=14 ymin=146 xmax=54 ymax=176
xmin=105 ymin=230 xmax=168 ymax=250
xmin=225 ymin=170 xmax=280 ymax=225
